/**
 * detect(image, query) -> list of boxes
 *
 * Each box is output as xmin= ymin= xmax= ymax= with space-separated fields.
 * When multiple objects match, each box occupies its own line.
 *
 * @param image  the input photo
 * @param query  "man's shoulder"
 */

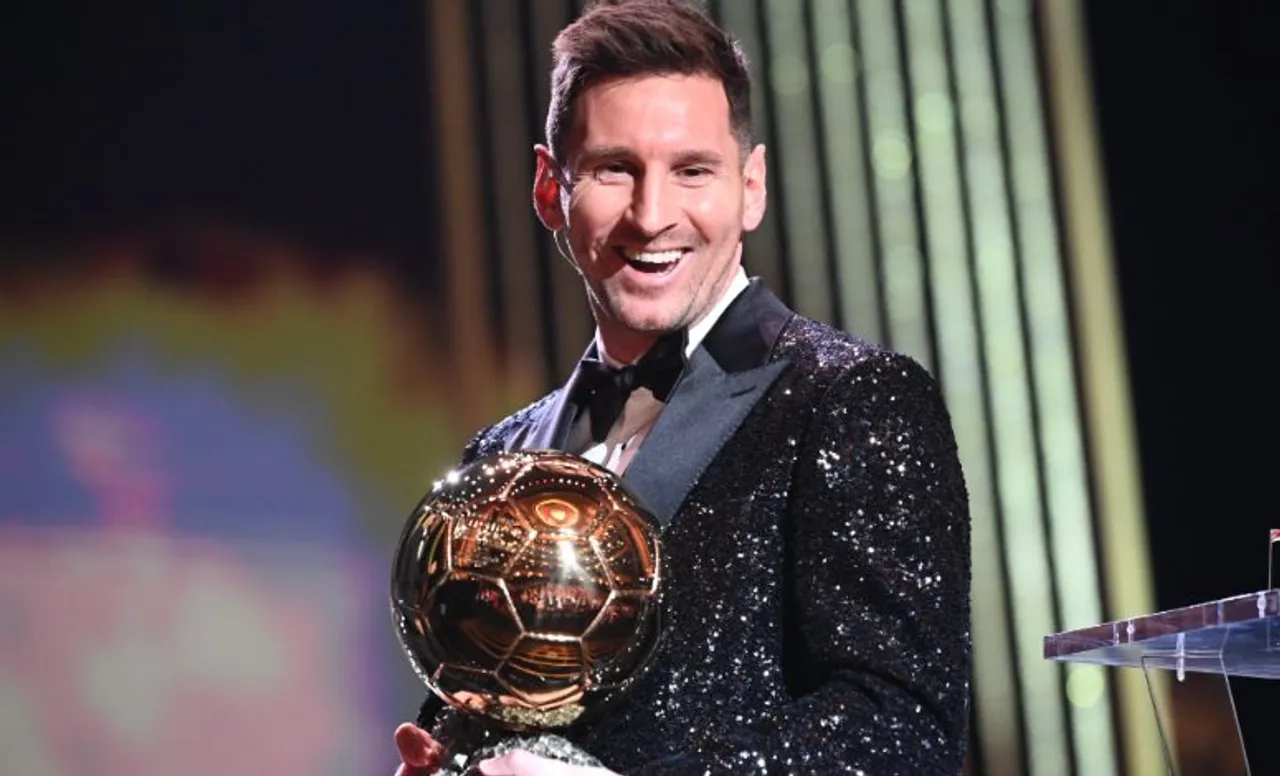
xmin=776 ymin=313 xmax=898 ymax=374
xmin=773 ymin=312 xmax=941 ymax=398
xmin=462 ymin=390 xmax=559 ymax=462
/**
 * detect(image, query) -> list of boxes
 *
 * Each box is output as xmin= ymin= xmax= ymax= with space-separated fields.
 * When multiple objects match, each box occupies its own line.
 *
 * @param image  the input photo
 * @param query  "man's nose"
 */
xmin=626 ymin=174 xmax=678 ymax=237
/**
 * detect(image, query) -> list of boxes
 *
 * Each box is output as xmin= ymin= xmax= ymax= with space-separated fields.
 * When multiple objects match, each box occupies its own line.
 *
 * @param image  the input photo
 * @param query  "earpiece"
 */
xmin=552 ymin=229 xmax=580 ymax=275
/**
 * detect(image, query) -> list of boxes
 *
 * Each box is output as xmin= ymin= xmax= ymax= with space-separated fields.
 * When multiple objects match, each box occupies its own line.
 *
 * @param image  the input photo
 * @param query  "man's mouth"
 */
xmin=616 ymin=248 xmax=686 ymax=275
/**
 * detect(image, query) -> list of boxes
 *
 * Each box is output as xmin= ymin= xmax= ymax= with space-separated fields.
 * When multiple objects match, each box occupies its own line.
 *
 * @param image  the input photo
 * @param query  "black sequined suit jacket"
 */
xmin=419 ymin=278 xmax=972 ymax=774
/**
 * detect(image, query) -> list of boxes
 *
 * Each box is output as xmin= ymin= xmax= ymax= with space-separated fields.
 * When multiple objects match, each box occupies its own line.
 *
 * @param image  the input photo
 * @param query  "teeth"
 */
xmin=624 ymin=249 xmax=683 ymax=265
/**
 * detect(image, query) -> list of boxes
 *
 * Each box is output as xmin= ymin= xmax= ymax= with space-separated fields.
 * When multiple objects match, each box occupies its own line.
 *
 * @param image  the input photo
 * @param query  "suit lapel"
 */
xmin=623 ymin=279 xmax=794 ymax=525
xmin=521 ymin=344 xmax=597 ymax=451
xmin=622 ymin=348 xmax=788 ymax=525
xmin=510 ymin=278 xmax=795 ymax=526
xmin=521 ymin=374 xmax=580 ymax=451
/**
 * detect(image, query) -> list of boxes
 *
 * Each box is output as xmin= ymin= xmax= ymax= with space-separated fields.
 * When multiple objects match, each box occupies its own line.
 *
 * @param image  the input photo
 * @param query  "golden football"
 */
xmin=390 ymin=450 xmax=663 ymax=730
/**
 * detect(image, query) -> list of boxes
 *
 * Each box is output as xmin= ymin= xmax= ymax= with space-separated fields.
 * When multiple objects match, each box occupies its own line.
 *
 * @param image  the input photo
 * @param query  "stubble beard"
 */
xmin=595 ymin=284 xmax=694 ymax=337
xmin=584 ymin=240 xmax=741 ymax=345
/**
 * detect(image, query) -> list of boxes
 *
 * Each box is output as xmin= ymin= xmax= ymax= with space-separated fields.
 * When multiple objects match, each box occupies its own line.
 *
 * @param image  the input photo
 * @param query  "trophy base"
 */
xmin=431 ymin=712 xmax=603 ymax=775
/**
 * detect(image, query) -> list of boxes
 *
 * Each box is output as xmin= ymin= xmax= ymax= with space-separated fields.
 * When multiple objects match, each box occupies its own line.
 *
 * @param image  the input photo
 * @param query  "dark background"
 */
xmin=0 ymin=2 xmax=438 ymax=287
xmin=1086 ymin=0 xmax=1274 ymax=608
xmin=2 ymin=0 xmax=1275 ymax=770
xmin=1084 ymin=0 xmax=1276 ymax=768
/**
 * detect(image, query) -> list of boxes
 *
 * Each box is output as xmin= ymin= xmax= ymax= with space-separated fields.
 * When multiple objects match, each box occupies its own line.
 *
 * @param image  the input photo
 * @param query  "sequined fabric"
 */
xmin=421 ymin=311 xmax=972 ymax=774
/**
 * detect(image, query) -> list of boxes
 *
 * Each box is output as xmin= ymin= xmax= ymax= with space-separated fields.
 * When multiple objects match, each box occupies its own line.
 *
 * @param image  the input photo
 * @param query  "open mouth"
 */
xmin=616 ymin=248 xmax=686 ymax=275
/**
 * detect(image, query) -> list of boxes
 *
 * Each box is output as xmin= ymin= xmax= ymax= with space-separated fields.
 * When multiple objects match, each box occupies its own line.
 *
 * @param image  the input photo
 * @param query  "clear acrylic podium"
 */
xmin=1045 ymin=589 xmax=1280 ymax=775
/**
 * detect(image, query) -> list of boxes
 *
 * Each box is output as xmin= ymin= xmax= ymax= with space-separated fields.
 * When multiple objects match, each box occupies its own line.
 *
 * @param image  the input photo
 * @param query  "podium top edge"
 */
xmin=1044 ymin=589 xmax=1280 ymax=658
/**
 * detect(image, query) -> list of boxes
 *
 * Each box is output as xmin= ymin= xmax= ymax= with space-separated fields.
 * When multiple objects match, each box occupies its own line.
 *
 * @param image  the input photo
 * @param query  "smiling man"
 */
xmin=395 ymin=1 xmax=972 ymax=774
xmin=536 ymin=70 xmax=765 ymax=368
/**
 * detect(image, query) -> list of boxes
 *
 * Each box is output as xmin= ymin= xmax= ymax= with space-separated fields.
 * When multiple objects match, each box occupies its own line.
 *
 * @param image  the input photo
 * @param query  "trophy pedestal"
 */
xmin=1045 ymin=589 xmax=1280 ymax=775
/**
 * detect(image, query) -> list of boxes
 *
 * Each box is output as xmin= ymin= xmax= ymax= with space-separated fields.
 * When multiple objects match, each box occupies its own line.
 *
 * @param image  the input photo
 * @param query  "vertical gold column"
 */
xmin=856 ymin=0 xmax=934 ymax=372
xmin=477 ymin=0 xmax=549 ymax=401
xmin=810 ymin=0 xmax=883 ymax=344
xmin=1040 ymin=1 xmax=1164 ymax=774
xmin=427 ymin=0 xmax=499 ymax=429
xmin=900 ymin=4 xmax=1021 ymax=773
xmin=711 ymin=1 xmax=788 ymax=302
xmin=713 ymin=1 xmax=789 ymax=299
xmin=948 ymin=1 xmax=1067 ymax=772
xmin=991 ymin=1 xmax=1118 ymax=773
xmin=760 ymin=0 xmax=833 ymax=324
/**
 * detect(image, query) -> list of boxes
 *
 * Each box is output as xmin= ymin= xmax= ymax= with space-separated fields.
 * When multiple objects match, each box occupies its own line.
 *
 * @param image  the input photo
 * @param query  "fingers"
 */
xmin=476 ymin=750 xmax=545 ymax=775
xmin=476 ymin=749 xmax=616 ymax=776
xmin=395 ymin=722 xmax=446 ymax=771
xmin=392 ymin=726 xmax=615 ymax=776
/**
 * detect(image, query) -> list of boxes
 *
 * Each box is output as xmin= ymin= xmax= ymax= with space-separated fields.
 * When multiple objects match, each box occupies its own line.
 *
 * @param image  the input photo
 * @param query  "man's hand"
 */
xmin=475 ymin=750 xmax=618 ymax=776
xmin=394 ymin=722 xmax=446 ymax=776
xmin=393 ymin=722 xmax=617 ymax=776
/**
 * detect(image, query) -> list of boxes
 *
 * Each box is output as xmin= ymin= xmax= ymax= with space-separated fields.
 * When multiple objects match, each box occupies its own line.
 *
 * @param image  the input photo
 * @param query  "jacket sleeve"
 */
xmin=635 ymin=351 xmax=972 ymax=775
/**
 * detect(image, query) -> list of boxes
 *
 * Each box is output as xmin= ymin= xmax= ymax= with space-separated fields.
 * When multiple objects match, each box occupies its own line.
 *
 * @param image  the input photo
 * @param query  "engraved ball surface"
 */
xmin=391 ymin=450 xmax=663 ymax=730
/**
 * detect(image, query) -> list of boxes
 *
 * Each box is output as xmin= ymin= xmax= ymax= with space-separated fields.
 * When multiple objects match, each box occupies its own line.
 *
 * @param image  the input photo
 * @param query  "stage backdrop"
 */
xmin=1 ymin=1 xmax=1253 ymax=774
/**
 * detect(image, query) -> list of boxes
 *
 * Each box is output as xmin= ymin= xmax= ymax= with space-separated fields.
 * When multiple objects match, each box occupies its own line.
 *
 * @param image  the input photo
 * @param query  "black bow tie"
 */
xmin=572 ymin=331 xmax=687 ymax=443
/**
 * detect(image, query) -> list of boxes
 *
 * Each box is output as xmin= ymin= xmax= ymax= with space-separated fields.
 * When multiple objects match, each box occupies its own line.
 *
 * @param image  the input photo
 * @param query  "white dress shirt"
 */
xmin=567 ymin=268 xmax=750 ymax=474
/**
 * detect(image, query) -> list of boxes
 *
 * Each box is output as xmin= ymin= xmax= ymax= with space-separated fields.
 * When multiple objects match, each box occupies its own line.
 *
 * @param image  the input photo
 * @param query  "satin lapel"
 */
xmin=520 ymin=373 xmax=582 ymax=451
xmin=517 ymin=278 xmax=795 ymax=521
xmin=517 ymin=339 xmax=598 ymax=451
xmin=622 ymin=347 xmax=789 ymax=526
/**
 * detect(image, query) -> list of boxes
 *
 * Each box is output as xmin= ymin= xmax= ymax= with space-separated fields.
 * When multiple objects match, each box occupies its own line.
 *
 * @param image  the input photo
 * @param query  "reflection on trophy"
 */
xmin=390 ymin=450 xmax=664 ymax=773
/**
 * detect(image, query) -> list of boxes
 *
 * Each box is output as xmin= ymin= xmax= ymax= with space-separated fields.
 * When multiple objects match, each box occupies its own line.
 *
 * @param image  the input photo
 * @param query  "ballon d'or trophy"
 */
xmin=391 ymin=450 xmax=664 ymax=774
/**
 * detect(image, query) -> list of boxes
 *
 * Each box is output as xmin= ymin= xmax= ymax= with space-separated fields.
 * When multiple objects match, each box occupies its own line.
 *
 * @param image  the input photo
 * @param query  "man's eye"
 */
xmin=597 ymin=162 xmax=632 ymax=177
xmin=679 ymin=166 xmax=711 ymax=179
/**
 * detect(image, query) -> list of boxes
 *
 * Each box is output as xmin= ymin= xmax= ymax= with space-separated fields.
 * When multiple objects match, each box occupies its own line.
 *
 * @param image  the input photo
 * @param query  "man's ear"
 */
xmin=532 ymin=144 xmax=567 ymax=232
xmin=741 ymin=143 xmax=768 ymax=233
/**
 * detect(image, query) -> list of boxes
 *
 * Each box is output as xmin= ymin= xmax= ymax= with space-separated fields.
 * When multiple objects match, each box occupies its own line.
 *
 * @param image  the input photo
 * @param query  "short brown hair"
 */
xmin=546 ymin=0 xmax=753 ymax=164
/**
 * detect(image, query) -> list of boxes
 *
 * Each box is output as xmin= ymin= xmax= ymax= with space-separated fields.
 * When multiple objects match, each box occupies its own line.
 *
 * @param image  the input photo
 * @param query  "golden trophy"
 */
xmin=391 ymin=450 xmax=664 ymax=773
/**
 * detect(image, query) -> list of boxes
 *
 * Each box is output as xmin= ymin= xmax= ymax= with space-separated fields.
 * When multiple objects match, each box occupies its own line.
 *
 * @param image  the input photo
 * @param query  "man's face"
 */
xmin=534 ymin=74 xmax=767 ymax=358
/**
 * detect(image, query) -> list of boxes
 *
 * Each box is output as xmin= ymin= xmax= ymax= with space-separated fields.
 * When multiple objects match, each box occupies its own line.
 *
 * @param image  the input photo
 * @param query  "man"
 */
xmin=397 ymin=1 xmax=971 ymax=773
